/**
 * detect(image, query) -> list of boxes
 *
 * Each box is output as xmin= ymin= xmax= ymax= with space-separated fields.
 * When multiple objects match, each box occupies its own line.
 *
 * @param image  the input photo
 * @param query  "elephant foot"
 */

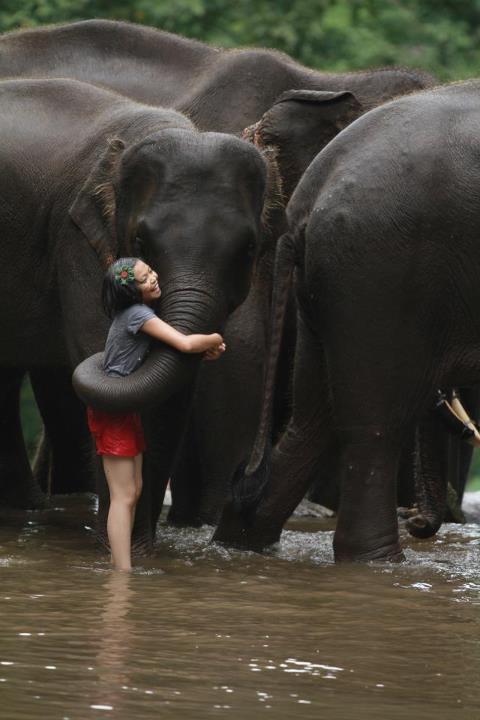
xmin=334 ymin=542 xmax=405 ymax=563
xmin=0 ymin=485 xmax=47 ymax=511
xmin=212 ymin=501 xmax=281 ymax=552
xmin=132 ymin=539 xmax=154 ymax=556
xmin=95 ymin=532 xmax=110 ymax=554
xmin=406 ymin=513 xmax=440 ymax=539
xmin=334 ymin=521 xmax=404 ymax=563
xmin=94 ymin=533 xmax=153 ymax=558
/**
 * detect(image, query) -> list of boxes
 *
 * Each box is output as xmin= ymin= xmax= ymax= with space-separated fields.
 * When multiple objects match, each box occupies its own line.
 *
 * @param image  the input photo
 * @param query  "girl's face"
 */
xmin=134 ymin=260 xmax=161 ymax=304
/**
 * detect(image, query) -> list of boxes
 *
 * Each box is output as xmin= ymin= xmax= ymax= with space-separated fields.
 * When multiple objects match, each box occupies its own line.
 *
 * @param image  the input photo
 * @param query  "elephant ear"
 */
xmin=69 ymin=137 xmax=126 ymax=268
xmin=243 ymin=90 xmax=363 ymax=199
xmin=113 ymin=141 xmax=160 ymax=255
xmin=271 ymin=89 xmax=362 ymax=129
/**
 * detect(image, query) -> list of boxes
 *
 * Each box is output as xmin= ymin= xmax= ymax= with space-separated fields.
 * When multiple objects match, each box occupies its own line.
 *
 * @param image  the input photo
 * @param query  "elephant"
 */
xmin=0 ymin=76 xmax=268 ymax=548
xmin=214 ymin=80 xmax=480 ymax=561
xmin=307 ymin=386 xmax=477 ymax=530
xmin=0 ymin=19 xmax=435 ymax=521
xmin=0 ymin=19 xmax=433 ymax=135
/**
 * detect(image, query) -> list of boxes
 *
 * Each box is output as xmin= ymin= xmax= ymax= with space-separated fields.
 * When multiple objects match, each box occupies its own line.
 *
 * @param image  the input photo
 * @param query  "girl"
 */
xmin=87 ymin=257 xmax=225 ymax=571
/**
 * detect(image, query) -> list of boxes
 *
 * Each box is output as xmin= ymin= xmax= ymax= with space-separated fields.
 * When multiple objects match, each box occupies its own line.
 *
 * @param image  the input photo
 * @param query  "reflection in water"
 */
xmin=93 ymin=572 xmax=134 ymax=714
xmin=0 ymin=495 xmax=479 ymax=719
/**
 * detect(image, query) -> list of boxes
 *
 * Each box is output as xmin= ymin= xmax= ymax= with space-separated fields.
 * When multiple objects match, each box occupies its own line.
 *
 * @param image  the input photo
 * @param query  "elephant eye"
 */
xmin=242 ymin=230 xmax=256 ymax=257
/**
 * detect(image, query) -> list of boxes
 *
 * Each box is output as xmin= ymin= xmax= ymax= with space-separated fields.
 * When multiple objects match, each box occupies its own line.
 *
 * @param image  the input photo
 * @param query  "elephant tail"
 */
xmin=231 ymin=232 xmax=296 ymax=514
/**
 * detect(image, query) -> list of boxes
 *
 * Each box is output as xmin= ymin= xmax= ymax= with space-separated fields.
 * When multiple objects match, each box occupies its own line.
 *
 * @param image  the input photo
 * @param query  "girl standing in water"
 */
xmin=87 ymin=257 xmax=225 ymax=571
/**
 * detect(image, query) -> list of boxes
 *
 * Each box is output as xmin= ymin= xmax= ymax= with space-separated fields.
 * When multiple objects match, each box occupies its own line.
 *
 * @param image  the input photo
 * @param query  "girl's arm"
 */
xmin=141 ymin=316 xmax=224 ymax=354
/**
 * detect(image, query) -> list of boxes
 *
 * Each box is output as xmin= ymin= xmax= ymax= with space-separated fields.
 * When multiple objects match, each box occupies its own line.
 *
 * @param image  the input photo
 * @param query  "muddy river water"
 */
xmin=1 ymin=494 xmax=480 ymax=720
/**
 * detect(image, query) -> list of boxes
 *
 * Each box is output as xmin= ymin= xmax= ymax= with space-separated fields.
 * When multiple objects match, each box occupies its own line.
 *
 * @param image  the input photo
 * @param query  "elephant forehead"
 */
xmin=156 ymin=155 xmax=264 ymax=200
xmin=145 ymin=128 xmax=263 ymax=170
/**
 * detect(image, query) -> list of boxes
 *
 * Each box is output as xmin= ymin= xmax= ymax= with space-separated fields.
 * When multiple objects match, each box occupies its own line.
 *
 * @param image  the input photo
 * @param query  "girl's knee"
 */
xmin=111 ymin=489 xmax=137 ymax=510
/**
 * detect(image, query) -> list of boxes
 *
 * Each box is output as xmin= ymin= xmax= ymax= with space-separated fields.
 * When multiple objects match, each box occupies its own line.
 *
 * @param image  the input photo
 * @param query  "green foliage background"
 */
xmin=7 ymin=0 xmax=480 ymax=484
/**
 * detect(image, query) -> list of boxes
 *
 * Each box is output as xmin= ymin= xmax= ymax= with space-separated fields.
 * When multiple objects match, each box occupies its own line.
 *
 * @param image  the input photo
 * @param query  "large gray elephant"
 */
xmin=214 ymin=80 xmax=480 ymax=561
xmin=0 ymin=19 xmax=435 ymax=521
xmin=0 ymin=19 xmax=433 ymax=134
xmin=0 ymin=77 xmax=268 ymax=547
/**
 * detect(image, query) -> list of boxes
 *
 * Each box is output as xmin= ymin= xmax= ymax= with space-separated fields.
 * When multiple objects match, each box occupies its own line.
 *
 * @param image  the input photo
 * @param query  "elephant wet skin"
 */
xmin=0 ymin=19 xmax=434 ymax=135
xmin=0 ymin=78 xmax=267 ymax=550
xmin=0 ymin=19 xmax=436 ymax=526
xmin=215 ymin=80 xmax=480 ymax=561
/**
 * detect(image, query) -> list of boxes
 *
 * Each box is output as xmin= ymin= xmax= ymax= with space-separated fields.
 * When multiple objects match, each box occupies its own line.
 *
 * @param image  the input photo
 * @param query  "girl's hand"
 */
xmin=204 ymin=342 xmax=226 ymax=361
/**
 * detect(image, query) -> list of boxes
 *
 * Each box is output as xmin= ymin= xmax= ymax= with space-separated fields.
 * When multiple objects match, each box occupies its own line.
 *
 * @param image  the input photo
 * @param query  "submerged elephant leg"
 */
xmin=396 ymin=427 xmax=416 ymax=510
xmin=168 ymin=418 xmax=203 ymax=527
xmin=130 ymin=385 xmax=197 ymax=550
xmin=0 ymin=369 xmax=45 ymax=509
xmin=193 ymin=290 xmax=267 ymax=525
xmin=30 ymin=367 xmax=95 ymax=494
xmin=308 ymin=443 xmax=341 ymax=512
xmin=407 ymin=385 xmax=480 ymax=536
xmin=329 ymin=370 xmax=412 ymax=562
xmin=214 ymin=318 xmax=333 ymax=549
xmin=333 ymin=432 xmax=404 ymax=562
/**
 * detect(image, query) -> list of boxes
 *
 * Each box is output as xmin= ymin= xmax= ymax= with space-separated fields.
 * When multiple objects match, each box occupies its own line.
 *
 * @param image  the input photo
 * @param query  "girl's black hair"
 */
xmin=102 ymin=257 xmax=143 ymax=319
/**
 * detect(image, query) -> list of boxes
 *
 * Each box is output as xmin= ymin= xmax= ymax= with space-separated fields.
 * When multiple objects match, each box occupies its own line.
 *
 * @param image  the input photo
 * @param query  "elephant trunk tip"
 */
xmin=212 ymin=445 xmax=278 ymax=550
xmin=406 ymin=513 xmax=441 ymax=539
xmin=231 ymin=443 xmax=272 ymax=514
xmin=211 ymin=500 xmax=279 ymax=552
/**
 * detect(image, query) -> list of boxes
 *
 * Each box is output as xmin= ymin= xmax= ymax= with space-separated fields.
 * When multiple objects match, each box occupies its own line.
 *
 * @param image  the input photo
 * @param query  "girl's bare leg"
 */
xmin=132 ymin=453 xmax=143 ymax=529
xmin=102 ymin=455 xmax=137 ymax=572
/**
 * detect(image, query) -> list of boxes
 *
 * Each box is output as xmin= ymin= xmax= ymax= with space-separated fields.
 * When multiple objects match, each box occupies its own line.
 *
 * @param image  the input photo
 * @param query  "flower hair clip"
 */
xmin=115 ymin=265 xmax=135 ymax=285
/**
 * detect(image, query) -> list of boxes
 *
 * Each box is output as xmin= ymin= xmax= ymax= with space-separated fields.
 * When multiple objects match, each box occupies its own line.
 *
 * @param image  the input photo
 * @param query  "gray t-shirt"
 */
xmin=103 ymin=304 xmax=156 ymax=377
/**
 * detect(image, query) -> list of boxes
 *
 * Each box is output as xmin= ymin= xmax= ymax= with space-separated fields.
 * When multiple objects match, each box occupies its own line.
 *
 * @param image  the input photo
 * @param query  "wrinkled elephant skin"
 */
xmin=215 ymin=81 xmax=480 ymax=561
xmin=0 ymin=78 xmax=267 ymax=549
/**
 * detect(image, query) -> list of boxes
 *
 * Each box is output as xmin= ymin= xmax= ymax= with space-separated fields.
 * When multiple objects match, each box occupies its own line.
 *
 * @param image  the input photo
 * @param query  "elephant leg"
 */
xmin=30 ymin=367 xmax=95 ymax=494
xmin=406 ymin=411 xmax=449 ymax=538
xmin=167 ymin=418 xmax=203 ymax=527
xmin=0 ymin=369 xmax=45 ymax=509
xmin=308 ymin=443 xmax=340 ymax=512
xmin=181 ymin=288 xmax=267 ymax=526
xmin=194 ymin=350 xmax=263 ymax=526
xmin=214 ymin=317 xmax=334 ymax=548
xmin=332 ymin=431 xmax=404 ymax=562
xmin=125 ymin=385 xmax=196 ymax=552
xmin=396 ymin=426 xmax=416 ymax=510
xmin=406 ymin=386 xmax=479 ymax=535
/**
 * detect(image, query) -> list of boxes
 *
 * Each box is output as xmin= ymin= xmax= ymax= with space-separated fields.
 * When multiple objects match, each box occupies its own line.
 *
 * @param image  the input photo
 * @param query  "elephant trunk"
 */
xmin=213 ymin=233 xmax=295 ymax=544
xmin=72 ymin=285 xmax=224 ymax=414
xmin=406 ymin=414 xmax=449 ymax=539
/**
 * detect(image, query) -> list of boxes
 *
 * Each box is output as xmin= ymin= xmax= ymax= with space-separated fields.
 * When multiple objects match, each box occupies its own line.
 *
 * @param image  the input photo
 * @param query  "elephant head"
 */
xmin=70 ymin=127 xmax=269 ymax=412
xmin=243 ymin=90 xmax=362 ymax=200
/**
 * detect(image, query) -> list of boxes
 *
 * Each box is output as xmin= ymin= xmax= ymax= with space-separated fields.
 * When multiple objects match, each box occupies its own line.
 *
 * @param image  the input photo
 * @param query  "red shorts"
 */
xmin=87 ymin=407 xmax=146 ymax=457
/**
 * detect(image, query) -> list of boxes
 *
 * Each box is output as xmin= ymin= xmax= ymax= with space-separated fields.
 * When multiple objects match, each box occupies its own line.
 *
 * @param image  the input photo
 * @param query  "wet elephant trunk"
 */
xmin=406 ymin=413 xmax=449 ymax=539
xmin=72 ymin=286 xmax=224 ymax=414
xmin=213 ymin=233 xmax=296 ymax=546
